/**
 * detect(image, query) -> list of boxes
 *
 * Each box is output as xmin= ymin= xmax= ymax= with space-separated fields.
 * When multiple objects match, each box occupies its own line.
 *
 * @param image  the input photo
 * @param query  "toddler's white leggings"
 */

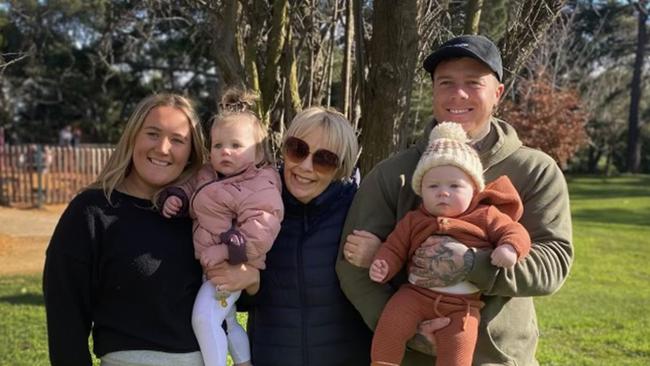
xmin=192 ymin=280 xmax=251 ymax=366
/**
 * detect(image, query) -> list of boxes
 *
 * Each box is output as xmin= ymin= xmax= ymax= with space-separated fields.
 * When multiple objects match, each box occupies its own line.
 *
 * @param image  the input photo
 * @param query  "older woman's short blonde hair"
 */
xmin=284 ymin=107 xmax=359 ymax=181
xmin=90 ymin=93 xmax=207 ymax=203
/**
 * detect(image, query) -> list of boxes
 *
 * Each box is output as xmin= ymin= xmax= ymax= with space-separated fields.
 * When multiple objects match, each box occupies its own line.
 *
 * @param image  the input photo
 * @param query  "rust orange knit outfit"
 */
xmin=371 ymin=176 xmax=531 ymax=366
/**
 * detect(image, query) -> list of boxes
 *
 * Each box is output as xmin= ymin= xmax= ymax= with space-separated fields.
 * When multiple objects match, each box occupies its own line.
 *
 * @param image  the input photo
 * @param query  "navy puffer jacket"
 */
xmin=246 ymin=177 xmax=372 ymax=366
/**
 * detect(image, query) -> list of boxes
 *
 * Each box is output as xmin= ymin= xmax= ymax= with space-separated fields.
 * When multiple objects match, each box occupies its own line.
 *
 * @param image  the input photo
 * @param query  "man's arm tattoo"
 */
xmin=428 ymin=245 xmax=474 ymax=286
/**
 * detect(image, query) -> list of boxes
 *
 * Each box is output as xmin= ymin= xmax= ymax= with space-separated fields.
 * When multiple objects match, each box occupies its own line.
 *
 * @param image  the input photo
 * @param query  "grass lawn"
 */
xmin=0 ymin=274 xmax=51 ymax=365
xmin=536 ymin=175 xmax=650 ymax=365
xmin=1 ymin=175 xmax=649 ymax=365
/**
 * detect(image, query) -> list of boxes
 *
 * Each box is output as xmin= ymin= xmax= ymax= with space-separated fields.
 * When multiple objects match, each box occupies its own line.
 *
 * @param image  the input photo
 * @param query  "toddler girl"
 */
xmin=160 ymin=88 xmax=283 ymax=366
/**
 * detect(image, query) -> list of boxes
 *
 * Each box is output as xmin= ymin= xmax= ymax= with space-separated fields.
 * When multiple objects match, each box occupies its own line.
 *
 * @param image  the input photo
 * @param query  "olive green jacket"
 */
xmin=336 ymin=118 xmax=573 ymax=366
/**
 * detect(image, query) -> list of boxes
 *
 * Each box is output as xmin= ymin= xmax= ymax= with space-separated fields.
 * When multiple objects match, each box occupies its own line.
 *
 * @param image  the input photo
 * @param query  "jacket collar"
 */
xmin=215 ymin=162 xmax=269 ymax=183
xmin=417 ymin=117 xmax=522 ymax=171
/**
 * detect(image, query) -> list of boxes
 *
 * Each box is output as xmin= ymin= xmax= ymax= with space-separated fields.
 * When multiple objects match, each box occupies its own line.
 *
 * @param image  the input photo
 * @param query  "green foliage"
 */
xmin=560 ymin=1 xmax=649 ymax=173
xmin=567 ymin=1 xmax=635 ymax=71
xmin=614 ymin=127 xmax=650 ymax=175
xmin=0 ymin=0 xmax=220 ymax=144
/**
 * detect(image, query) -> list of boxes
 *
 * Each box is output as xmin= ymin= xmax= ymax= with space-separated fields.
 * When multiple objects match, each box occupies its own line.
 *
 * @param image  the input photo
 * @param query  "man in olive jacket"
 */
xmin=336 ymin=35 xmax=573 ymax=365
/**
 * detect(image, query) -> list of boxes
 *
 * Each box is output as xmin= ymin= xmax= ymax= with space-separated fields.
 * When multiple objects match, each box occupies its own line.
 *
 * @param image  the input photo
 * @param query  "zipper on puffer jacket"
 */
xmin=298 ymin=207 xmax=309 ymax=365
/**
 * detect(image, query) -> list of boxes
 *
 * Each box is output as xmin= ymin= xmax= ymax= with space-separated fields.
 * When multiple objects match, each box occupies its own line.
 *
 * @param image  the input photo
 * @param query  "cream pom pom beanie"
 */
xmin=411 ymin=122 xmax=485 ymax=195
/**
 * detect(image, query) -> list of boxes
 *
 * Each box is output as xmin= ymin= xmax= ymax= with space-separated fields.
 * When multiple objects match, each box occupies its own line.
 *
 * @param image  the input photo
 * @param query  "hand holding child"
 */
xmin=205 ymin=262 xmax=260 ymax=294
xmin=200 ymin=245 xmax=228 ymax=268
xmin=344 ymin=229 xmax=382 ymax=268
xmin=162 ymin=196 xmax=183 ymax=218
xmin=369 ymin=259 xmax=389 ymax=282
xmin=490 ymin=244 xmax=517 ymax=268
xmin=407 ymin=317 xmax=452 ymax=355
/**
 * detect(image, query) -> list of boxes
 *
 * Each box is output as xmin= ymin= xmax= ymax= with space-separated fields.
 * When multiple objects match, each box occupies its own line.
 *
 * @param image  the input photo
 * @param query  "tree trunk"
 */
xmin=307 ymin=0 xmax=316 ymax=106
xmin=243 ymin=0 xmax=265 ymax=119
xmin=587 ymin=145 xmax=602 ymax=174
xmin=342 ymin=0 xmax=355 ymax=118
xmin=605 ymin=148 xmax=613 ymax=177
xmin=260 ymin=0 xmax=289 ymax=124
xmin=352 ymin=0 xmax=366 ymax=130
xmin=209 ymin=0 xmax=244 ymax=87
xmin=358 ymin=0 xmax=419 ymax=175
xmin=326 ymin=0 xmax=339 ymax=107
xmin=464 ymin=0 xmax=484 ymax=34
xmin=626 ymin=1 xmax=647 ymax=173
xmin=283 ymin=21 xmax=302 ymax=123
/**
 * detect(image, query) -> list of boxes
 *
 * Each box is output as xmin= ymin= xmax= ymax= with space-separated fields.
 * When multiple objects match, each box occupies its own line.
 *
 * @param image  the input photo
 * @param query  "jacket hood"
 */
xmin=467 ymin=175 xmax=523 ymax=220
xmin=480 ymin=118 xmax=523 ymax=170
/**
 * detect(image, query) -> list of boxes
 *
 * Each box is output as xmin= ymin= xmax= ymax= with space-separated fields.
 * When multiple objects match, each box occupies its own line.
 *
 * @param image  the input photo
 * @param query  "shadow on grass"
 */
xmin=0 ymin=293 xmax=44 ymax=306
xmin=567 ymin=175 xmax=650 ymax=200
xmin=572 ymin=207 xmax=650 ymax=227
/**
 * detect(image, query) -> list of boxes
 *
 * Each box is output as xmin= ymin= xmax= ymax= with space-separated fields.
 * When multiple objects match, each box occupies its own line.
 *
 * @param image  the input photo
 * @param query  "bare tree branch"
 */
xmin=0 ymin=52 xmax=31 ymax=74
xmin=499 ymin=0 xmax=566 ymax=87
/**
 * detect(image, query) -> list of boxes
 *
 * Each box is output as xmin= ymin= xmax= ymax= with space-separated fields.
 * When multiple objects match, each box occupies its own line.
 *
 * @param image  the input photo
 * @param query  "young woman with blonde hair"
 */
xmin=44 ymin=93 xmax=208 ymax=366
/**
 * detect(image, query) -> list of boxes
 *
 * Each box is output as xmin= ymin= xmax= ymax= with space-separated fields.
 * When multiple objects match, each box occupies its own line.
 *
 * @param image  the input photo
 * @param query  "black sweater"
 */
xmin=43 ymin=189 xmax=202 ymax=366
xmin=245 ymin=179 xmax=372 ymax=366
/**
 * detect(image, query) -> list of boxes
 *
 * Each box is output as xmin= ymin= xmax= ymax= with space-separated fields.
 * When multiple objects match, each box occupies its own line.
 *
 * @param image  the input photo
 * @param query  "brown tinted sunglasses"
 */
xmin=283 ymin=136 xmax=340 ymax=173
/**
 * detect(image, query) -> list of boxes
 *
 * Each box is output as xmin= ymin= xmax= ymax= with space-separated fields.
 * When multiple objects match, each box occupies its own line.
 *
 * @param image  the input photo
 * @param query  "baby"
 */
xmin=368 ymin=122 xmax=531 ymax=366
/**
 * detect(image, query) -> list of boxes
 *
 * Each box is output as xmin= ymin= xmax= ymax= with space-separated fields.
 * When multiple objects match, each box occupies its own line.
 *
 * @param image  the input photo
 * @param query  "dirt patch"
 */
xmin=0 ymin=205 xmax=66 ymax=275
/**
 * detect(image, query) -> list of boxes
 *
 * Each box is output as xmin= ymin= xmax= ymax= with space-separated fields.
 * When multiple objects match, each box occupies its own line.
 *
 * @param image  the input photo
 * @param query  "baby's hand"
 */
xmin=369 ymin=259 xmax=389 ymax=282
xmin=491 ymin=244 xmax=517 ymax=268
xmin=344 ymin=230 xmax=382 ymax=268
xmin=200 ymin=245 xmax=228 ymax=268
xmin=162 ymin=196 xmax=183 ymax=218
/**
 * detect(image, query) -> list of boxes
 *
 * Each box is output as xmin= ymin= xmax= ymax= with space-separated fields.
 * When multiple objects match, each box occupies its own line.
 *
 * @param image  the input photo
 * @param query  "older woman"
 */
xmin=43 ymin=94 xmax=207 ymax=366
xmin=209 ymin=106 xmax=371 ymax=366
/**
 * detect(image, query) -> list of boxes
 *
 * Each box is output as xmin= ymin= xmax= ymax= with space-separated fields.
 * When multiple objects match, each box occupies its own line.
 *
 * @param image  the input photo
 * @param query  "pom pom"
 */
xmin=429 ymin=122 xmax=468 ymax=144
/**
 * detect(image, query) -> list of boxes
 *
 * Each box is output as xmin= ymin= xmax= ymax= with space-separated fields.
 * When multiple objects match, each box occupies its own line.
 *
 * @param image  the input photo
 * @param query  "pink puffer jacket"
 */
xmin=170 ymin=163 xmax=283 ymax=269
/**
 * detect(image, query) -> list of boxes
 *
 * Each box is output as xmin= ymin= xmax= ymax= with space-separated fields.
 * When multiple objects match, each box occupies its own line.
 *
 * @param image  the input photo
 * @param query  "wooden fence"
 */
xmin=0 ymin=144 xmax=114 ymax=207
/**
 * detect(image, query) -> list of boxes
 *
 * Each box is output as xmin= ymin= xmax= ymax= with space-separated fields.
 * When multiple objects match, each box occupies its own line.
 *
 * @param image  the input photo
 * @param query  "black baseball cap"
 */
xmin=423 ymin=35 xmax=503 ymax=81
